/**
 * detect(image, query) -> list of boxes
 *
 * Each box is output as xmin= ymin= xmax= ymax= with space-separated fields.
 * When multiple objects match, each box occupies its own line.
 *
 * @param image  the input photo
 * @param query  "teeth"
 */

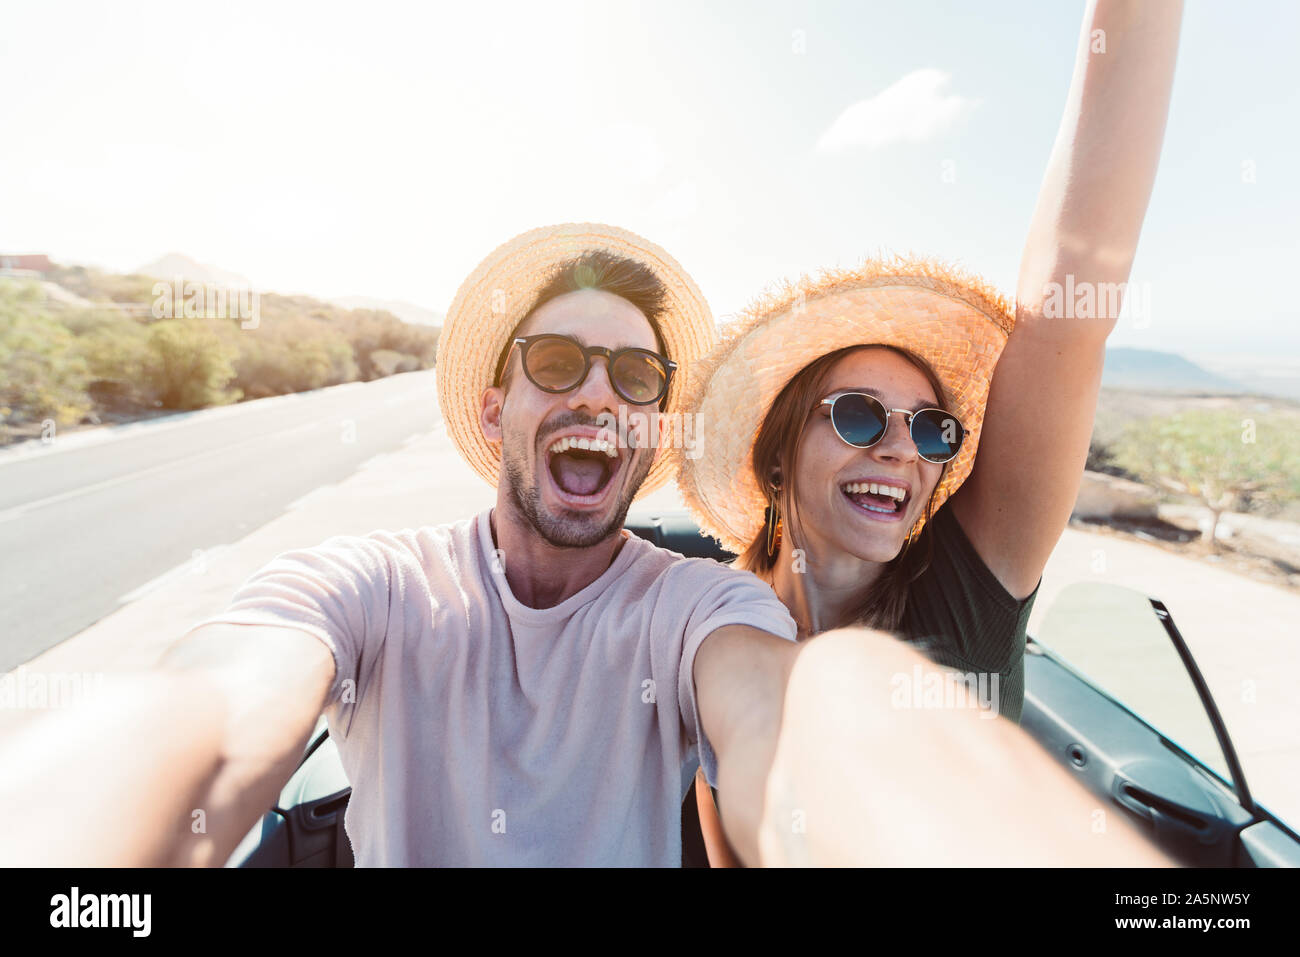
xmin=843 ymin=481 xmax=906 ymax=501
xmin=549 ymin=436 xmax=619 ymax=458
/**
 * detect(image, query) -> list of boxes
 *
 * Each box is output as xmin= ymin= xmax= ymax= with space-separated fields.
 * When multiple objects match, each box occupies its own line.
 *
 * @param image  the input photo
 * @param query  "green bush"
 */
xmin=143 ymin=319 xmax=242 ymax=409
xmin=329 ymin=308 xmax=438 ymax=379
xmin=0 ymin=268 xmax=439 ymax=444
xmin=224 ymin=315 xmax=358 ymax=397
xmin=0 ymin=281 xmax=93 ymax=426
xmin=369 ymin=349 xmax=421 ymax=376
xmin=45 ymin=265 xmax=158 ymax=305
xmin=1111 ymin=409 xmax=1300 ymax=545
xmin=73 ymin=313 xmax=153 ymax=400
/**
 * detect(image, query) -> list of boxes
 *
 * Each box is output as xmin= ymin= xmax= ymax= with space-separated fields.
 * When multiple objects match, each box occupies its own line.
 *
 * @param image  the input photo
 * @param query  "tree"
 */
xmin=1110 ymin=409 xmax=1300 ymax=548
xmin=0 ymin=281 xmax=93 ymax=430
xmin=143 ymin=319 xmax=242 ymax=410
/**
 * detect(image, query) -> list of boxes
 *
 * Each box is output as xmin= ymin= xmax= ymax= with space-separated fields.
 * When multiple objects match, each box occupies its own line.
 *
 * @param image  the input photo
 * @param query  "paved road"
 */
xmin=0 ymin=371 xmax=438 ymax=670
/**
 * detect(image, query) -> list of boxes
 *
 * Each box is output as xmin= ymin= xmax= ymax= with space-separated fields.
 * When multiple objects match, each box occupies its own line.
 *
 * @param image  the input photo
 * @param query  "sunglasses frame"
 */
xmin=497 ymin=333 xmax=677 ymax=407
xmin=818 ymin=392 xmax=965 ymax=464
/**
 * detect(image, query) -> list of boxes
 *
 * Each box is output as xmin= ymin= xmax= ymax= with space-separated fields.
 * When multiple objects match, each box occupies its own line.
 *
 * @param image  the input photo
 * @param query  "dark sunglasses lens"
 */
xmin=911 ymin=409 xmax=964 ymax=462
xmin=525 ymin=337 xmax=586 ymax=390
xmin=611 ymin=351 xmax=669 ymax=404
xmin=831 ymin=394 xmax=888 ymax=447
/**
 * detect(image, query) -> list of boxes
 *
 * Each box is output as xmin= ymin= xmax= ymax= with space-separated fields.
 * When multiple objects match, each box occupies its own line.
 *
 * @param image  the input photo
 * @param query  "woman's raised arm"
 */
xmin=952 ymin=0 xmax=1183 ymax=599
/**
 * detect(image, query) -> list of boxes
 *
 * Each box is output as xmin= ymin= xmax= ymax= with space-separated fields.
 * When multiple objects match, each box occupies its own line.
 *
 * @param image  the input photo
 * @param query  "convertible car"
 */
xmin=224 ymin=509 xmax=1300 ymax=868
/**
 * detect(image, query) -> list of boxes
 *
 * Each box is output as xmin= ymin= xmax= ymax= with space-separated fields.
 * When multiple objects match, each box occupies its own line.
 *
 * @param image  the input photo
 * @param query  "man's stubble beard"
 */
xmin=501 ymin=435 xmax=654 ymax=549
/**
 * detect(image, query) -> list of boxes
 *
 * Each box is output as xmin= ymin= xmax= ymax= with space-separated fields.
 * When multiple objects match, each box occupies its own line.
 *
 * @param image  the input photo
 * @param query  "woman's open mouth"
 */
xmin=544 ymin=434 xmax=623 ymax=509
xmin=841 ymin=479 xmax=909 ymax=522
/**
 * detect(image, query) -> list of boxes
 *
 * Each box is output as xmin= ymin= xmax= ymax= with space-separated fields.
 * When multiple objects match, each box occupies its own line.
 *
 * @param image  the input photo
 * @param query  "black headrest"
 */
xmin=623 ymin=509 xmax=734 ymax=563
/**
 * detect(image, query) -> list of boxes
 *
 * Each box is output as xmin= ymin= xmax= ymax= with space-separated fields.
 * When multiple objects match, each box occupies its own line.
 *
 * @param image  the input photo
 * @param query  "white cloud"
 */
xmin=816 ymin=69 xmax=978 ymax=154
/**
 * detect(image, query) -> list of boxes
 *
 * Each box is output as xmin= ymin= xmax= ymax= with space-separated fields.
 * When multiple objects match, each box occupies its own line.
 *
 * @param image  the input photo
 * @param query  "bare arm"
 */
xmin=952 ymin=0 xmax=1184 ymax=598
xmin=693 ymin=767 xmax=742 ymax=867
xmin=155 ymin=623 xmax=337 ymax=866
xmin=694 ymin=624 xmax=798 ymax=866
xmin=0 ymin=673 xmax=228 ymax=866
xmin=695 ymin=624 xmax=1172 ymax=866
xmin=0 ymin=623 xmax=336 ymax=867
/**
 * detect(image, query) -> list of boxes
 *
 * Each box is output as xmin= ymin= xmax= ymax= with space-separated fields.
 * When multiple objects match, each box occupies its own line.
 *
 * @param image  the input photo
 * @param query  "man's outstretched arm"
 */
xmin=153 ymin=622 xmax=337 ymax=866
xmin=694 ymin=624 xmax=1172 ymax=866
xmin=0 ymin=622 xmax=335 ymax=867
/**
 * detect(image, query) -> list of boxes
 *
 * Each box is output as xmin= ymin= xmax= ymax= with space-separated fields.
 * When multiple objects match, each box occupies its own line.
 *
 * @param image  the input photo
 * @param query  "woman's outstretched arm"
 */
xmin=694 ymin=766 xmax=743 ymax=867
xmin=952 ymin=0 xmax=1183 ymax=598
xmin=697 ymin=624 xmax=1172 ymax=866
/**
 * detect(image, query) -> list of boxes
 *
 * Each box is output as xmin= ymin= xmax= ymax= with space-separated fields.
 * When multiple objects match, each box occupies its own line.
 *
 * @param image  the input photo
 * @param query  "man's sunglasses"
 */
xmin=496 ymin=334 xmax=677 ymax=406
xmin=819 ymin=392 xmax=965 ymax=464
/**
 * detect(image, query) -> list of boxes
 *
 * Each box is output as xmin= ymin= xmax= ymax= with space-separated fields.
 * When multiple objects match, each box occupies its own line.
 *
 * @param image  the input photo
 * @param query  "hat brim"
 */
xmin=676 ymin=255 xmax=1015 ymax=555
xmin=437 ymin=223 xmax=716 ymax=500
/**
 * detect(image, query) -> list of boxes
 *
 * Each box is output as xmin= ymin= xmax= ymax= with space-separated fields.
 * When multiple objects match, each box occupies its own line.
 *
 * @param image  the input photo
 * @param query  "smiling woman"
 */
xmin=677 ymin=255 xmax=1015 ymax=639
xmin=747 ymin=346 xmax=959 ymax=592
xmin=677 ymin=0 xmax=1184 ymax=868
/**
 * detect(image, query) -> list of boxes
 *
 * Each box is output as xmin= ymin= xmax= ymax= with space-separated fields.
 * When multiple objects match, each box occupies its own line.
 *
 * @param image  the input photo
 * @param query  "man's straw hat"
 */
xmin=676 ymin=255 xmax=1016 ymax=555
xmin=437 ymin=223 xmax=716 ymax=499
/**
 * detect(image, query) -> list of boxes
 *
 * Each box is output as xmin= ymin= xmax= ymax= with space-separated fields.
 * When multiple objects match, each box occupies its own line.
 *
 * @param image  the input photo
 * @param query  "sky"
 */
xmin=2 ymin=0 xmax=1297 ymax=364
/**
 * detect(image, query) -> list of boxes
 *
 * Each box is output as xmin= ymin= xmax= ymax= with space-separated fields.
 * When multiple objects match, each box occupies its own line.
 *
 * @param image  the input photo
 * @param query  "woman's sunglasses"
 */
xmin=819 ymin=392 xmax=965 ymax=464
xmin=496 ymin=333 xmax=676 ymax=406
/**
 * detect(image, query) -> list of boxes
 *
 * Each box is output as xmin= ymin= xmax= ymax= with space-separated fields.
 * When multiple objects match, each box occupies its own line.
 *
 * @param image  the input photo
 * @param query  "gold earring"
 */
xmin=765 ymin=504 xmax=782 ymax=558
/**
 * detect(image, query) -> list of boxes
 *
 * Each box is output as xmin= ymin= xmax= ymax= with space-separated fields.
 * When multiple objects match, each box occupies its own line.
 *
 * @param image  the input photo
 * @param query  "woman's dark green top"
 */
xmin=898 ymin=499 xmax=1039 ymax=723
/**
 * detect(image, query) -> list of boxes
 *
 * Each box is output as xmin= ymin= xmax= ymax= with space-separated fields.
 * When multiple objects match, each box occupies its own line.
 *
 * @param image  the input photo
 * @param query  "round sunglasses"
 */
xmin=819 ymin=392 xmax=965 ymax=464
xmin=496 ymin=334 xmax=676 ymax=406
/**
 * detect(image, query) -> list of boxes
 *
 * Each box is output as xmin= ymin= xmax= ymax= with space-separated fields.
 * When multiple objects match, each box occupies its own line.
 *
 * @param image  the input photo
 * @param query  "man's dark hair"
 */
xmin=494 ymin=250 xmax=670 ymax=388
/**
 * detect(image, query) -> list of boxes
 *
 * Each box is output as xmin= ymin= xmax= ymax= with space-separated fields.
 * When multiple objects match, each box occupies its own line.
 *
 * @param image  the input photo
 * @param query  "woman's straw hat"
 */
xmin=676 ymin=254 xmax=1016 ymax=555
xmin=437 ymin=223 xmax=716 ymax=499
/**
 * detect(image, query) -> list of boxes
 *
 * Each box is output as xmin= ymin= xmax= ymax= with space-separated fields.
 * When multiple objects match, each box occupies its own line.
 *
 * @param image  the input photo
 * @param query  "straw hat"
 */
xmin=437 ymin=223 xmax=716 ymax=499
xmin=676 ymin=254 xmax=1016 ymax=555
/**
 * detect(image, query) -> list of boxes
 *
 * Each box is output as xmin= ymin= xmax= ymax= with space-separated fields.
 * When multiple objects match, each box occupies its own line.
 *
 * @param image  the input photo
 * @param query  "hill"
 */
xmin=136 ymin=253 xmax=255 ymax=290
xmin=328 ymin=295 xmax=442 ymax=327
xmin=1102 ymin=348 xmax=1243 ymax=394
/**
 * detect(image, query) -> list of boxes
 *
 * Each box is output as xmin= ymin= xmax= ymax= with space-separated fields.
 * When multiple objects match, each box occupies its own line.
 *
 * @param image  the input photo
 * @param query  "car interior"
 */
xmin=225 ymin=509 xmax=1300 ymax=868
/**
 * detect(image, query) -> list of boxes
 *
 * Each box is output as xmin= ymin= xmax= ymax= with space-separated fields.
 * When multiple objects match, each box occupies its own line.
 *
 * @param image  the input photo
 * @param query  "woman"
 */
xmin=678 ymin=0 xmax=1183 ymax=866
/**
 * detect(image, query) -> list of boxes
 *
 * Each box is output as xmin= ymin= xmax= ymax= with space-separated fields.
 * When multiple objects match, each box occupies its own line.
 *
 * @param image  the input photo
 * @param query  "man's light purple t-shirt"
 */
xmin=197 ymin=508 xmax=797 ymax=866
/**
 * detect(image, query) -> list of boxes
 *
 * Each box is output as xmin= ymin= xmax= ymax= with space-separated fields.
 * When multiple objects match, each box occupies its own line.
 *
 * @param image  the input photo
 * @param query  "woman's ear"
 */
xmin=480 ymin=387 xmax=505 ymax=444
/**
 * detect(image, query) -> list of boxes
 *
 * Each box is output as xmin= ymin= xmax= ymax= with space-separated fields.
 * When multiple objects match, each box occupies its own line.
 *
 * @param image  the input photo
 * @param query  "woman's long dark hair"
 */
xmin=734 ymin=345 xmax=952 ymax=632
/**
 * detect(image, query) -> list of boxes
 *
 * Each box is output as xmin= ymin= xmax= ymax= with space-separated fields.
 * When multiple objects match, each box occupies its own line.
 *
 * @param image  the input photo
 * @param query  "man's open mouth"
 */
xmin=545 ymin=433 xmax=622 ymax=504
xmin=841 ymin=480 xmax=909 ymax=517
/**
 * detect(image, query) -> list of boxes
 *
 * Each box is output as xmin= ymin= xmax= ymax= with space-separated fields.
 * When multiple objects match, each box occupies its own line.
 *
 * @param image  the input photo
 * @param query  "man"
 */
xmin=164 ymin=223 xmax=801 ymax=866
xmin=0 ymin=222 xmax=1171 ymax=868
